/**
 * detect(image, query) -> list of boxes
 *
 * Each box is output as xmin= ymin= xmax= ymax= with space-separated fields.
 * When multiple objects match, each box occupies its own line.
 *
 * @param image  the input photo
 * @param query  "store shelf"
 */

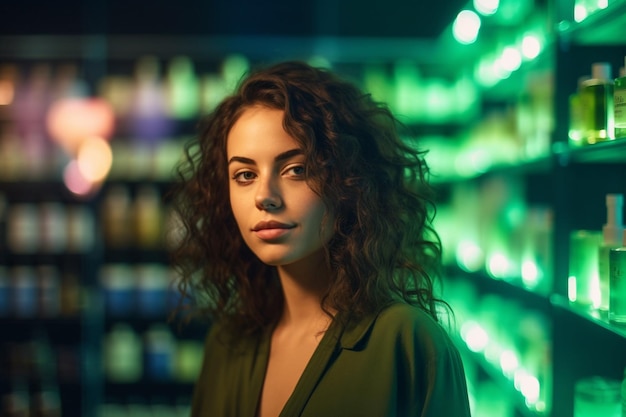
xmin=446 ymin=266 xmax=552 ymax=310
xmin=433 ymin=138 xmax=626 ymax=185
xmin=437 ymin=138 xmax=626 ymax=185
xmin=103 ymin=248 xmax=171 ymax=264
xmin=560 ymin=1 xmax=626 ymax=45
xmin=487 ymin=156 xmax=553 ymax=177
xmin=550 ymin=294 xmax=626 ymax=340
xmin=554 ymin=139 xmax=626 ymax=164
xmin=0 ymin=180 xmax=90 ymax=202
xmin=104 ymin=380 xmax=195 ymax=399
xmin=481 ymin=44 xmax=555 ymax=102
xmin=454 ymin=335 xmax=546 ymax=417
xmin=432 ymin=155 xmax=553 ymax=184
xmin=1 ymin=1 xmax=625 ymax=415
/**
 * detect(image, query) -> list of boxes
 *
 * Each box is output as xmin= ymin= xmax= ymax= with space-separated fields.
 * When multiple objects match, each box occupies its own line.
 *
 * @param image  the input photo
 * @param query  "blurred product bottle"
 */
xmin=129 ymin=56 xmax=173 ymax=146
xmin=30 ymin=386 xmax=62 ymax=417
xmin=609 ymin=247 xmax=626 ymax=324
xmin=599 ymin=194 xmax=624 ymax=313
xmin=101 ymin=186 xmax=131 ymax=249
xmin=12 ymin=267 xmax=37 ymax=317
xmin=574 ymin=376 xmax=621 ymax=417
xmin=104 ymin=324 xmax=142 ymax=382
xmin=1 ymin=381 xmax=30 ymax=417
xmin=521 ymin=206 xmax=553 ymax=294
xmin=10 ymin=63 xmax=53 ymax=178
xmin=0 ymin=193 xmax=6 ymax=256
xmin=29 ymin=333 xmax=62 ymax=417
xmin=570 ymin=75 xmax=590 ymax=146
xmin=174 ymin=339 xmax=203 ymax=383
xmin=569 ymin=230 xmax=602 ymax=307
xmin=614 ymin=57 xmax=626 ymax=139
xmin=473 ymin=380 xmax=514 ymax=417
xmin=66 ymin=205 xmax=95 ymax=253
xmin=37 ymin=266 xmax=60 ymax=318
xmin=622 ymin=367 xmax=626 ymax=417
xmin=137 ymin=264 xmax=168 ymax=318
xmin=0 ymin=267 xmax=8 ymax=316
xmin=0 ymin=63 xmax=18 ymax=108
xmin=100 ymin=264 xmax=134 ymax=318
xmin=59 ymin=271 xmax=81 ymax=318
xmin=580 ymin=62 xmax=614 ymax=144
xmin=7 ymin=204 xmax=39 ymax=254
xmin=39 ymin=202 xmax=67 ymax=254
xmin=165 ymin=55 xmax=200 ymax=119
xmin=143 ymin=324 xmax=175 ymax=381
xmin=133 ymin=185 xmax=163 ymax=249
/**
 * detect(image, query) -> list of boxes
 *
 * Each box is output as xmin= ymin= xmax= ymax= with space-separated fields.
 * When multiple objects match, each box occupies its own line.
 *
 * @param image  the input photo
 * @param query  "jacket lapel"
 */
xmin=278 ymin=310 xmax=380 ymax=416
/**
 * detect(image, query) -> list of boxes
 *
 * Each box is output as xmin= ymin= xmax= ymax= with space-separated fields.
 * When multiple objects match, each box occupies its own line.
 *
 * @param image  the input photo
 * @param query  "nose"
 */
xmin=254 ymin=177 xmax=283 ymax=210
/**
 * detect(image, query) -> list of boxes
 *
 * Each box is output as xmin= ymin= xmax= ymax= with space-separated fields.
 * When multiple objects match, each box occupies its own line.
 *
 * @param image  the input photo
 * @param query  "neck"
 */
xmin=275 ymin=251 xmax=335 ymax=329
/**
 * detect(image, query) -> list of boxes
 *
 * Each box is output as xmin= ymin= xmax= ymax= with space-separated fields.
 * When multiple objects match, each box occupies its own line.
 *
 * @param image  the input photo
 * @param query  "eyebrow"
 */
xmin=228 ymin=148 xmax=304 ymax=165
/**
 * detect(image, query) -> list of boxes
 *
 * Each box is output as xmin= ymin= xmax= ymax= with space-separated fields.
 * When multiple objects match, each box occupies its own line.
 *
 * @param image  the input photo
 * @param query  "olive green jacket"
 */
xmin=191 ymin=303 xmax=471 ymax=417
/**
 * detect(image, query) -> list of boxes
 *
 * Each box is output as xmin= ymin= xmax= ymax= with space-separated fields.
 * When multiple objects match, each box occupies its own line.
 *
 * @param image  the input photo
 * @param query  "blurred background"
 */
xmin=1 ymin=0 xmax=626 ymax=416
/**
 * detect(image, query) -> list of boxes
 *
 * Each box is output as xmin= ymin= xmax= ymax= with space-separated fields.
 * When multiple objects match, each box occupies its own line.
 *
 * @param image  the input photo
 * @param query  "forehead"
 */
xmin=227 ymin=106 xmax=298 ymax=156
xmin=233 ymin=105 xmax=283 ymax=127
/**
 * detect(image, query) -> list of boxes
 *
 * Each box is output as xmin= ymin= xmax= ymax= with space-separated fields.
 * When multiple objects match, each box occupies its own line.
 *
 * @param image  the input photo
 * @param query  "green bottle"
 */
xmin=569 ymin=75 xmax=590 ymax=146
xmin=614 ymin=57 xmax=626 ymax=139
xmin=581 ymin=62 xmax=614 ymax=144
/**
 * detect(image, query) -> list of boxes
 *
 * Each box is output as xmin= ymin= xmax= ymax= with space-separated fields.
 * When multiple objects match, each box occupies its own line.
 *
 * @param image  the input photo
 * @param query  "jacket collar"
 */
xmin=337 ymin=303 xmax=394 ymax=350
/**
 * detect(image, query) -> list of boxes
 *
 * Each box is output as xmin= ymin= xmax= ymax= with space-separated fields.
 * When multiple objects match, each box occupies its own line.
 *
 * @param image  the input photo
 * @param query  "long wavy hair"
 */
xmin=170 ymin=61 xmax=444 ymax=336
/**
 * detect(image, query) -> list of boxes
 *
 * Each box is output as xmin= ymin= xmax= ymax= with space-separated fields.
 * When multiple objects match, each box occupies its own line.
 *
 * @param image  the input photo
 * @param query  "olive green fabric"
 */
xmin=191 ymin=303 xmax=472 ymax=417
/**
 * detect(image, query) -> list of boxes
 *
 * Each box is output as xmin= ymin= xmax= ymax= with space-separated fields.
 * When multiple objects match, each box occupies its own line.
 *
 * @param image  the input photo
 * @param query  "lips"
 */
xmin=252 ymin=220 xmax=295 ymax=240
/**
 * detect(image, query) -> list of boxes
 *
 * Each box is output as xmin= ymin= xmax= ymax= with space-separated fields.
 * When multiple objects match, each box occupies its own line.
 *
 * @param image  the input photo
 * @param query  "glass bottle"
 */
xmin=574 ymin=376 xmax=621 ymax=417
xmin=614 ymin=57 xmax=626 ymax=139
xmin=622 ymin=366 xmax=626 ymax=417
xmin=570 ymin=75 xmax=590 ymax=146
xmin=581 ymin=62 xmax=614 ymax=144
xmin=609 ymin=247 xmax=626 ymax=324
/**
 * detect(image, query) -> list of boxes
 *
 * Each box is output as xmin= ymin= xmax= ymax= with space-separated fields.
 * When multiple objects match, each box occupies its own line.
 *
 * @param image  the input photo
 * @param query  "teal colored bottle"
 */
xmin=622 ymin=366 xmax=626 ymax=417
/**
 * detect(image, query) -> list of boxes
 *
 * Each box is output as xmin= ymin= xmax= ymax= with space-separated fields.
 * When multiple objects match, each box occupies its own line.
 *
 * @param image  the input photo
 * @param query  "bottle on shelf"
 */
xmin=143 ymin=324 xmax=175 ymax=382
xmin=0 ymin=267 xmax=8 ymax=317
xmin=569 ymin=230 xmax=602 ymax=307
xmin=599 ymin=194 xmax=624 ymax=313
xmin=570 ymin=75 xmax=591 ymax=146
xmin=574 ymin=376 xmax=621 ymax=417
xmin=104 ymin=323 xmax=142 ymax=383
xmin=101 ymin=186 xmax=132 ymax=250
xmin=614 ymin=57 xmax=626 ymax=139
xmin=581 ymin=62 xmax=614 ymax=144
xmin=1 ymin=380 xmax=30 ymax=417
xmin=609 ymin=237 xmax=626 ymax=324
xmin=622 ymin=366 xmax=626 ymax=417
xmin=132 ymin=185 xmax=164 ymax=249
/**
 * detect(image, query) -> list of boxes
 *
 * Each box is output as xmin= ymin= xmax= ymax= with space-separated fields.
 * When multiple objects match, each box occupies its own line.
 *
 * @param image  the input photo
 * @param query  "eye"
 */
xmin=284 ymin=164 xmax=306 ymax=178
xmin=232 ymin=170 xmax=257 ymax=184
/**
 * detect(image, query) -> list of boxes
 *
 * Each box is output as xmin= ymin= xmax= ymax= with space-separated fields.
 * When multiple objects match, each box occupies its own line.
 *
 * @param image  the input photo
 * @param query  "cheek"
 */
xmin=302 ymin=199 xmax=333 ymax=241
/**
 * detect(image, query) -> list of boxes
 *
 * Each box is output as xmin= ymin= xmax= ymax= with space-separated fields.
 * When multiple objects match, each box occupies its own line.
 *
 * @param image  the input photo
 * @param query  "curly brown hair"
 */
xmin=170 ymin=61 xmax=444 ymax=336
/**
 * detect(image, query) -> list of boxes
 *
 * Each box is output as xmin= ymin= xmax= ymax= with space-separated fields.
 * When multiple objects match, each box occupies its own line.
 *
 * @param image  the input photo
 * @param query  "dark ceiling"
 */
xmin=1 ymin=0 xmax=467 ymax=39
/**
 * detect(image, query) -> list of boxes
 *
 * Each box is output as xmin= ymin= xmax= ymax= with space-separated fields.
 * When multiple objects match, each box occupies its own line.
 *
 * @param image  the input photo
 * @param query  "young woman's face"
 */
xmin=227 ymin=106 xmax=333 ymax=267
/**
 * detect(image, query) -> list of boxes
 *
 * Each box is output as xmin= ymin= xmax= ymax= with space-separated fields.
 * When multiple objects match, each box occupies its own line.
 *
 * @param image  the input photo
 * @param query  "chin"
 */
xmin=251 ymin=250 xmax=291 ymax=266
xmin=257 ymin=256 xmax=294 ymax=267
xmin=252 ymin=248 xmax=306 ymax=267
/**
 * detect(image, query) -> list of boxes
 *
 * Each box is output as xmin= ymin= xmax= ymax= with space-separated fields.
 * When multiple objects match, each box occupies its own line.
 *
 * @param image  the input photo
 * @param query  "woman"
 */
xmin=170 ymin=61 xmax=471 ymax=417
